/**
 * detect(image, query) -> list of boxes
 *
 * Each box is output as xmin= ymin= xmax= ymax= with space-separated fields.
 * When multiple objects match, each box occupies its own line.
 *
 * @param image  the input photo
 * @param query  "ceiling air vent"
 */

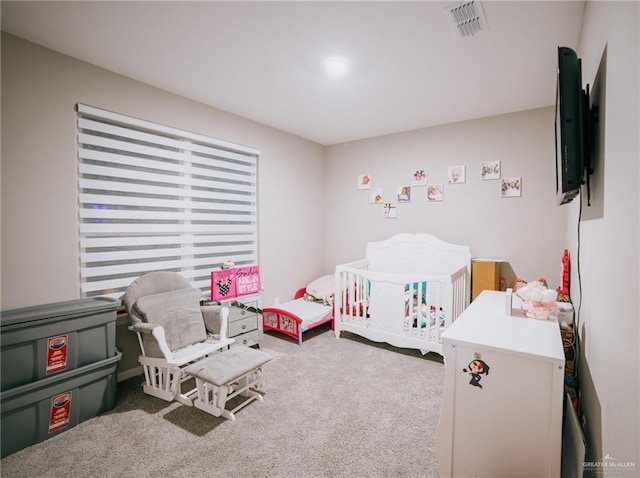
xmin=445 ymin=0 xmax=488 ymax=38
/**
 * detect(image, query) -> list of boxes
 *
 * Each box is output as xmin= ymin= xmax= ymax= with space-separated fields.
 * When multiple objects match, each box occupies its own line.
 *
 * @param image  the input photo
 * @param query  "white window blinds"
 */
xmin=77 ymin=103 xmax=260 ymax=299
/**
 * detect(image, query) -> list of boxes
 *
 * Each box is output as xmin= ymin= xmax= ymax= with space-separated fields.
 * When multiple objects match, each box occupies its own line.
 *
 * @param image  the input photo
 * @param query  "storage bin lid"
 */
xmin=1 ymin=297 xmax=120 ymax=328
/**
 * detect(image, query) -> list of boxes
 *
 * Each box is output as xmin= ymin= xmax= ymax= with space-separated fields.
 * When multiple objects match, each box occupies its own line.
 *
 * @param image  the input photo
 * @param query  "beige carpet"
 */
xmin=1 ymin=325 xmax=445 ymax=478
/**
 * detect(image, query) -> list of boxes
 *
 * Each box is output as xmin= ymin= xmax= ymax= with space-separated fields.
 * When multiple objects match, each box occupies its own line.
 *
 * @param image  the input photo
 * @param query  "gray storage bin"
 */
xmin=1 ymin=297 xmax=119 ymax=390
xmin=0 ymin=350 xmax=121 ymax=458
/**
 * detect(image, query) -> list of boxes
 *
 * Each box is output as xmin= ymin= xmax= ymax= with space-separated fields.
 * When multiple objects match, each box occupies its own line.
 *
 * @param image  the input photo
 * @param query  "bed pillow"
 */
xmin=306 ymin=275 xmax=335 ymax=302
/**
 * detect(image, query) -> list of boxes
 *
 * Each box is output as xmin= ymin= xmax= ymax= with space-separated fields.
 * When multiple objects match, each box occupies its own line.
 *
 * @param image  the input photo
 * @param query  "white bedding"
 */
xmin=275 ymin=298 xmax=332 ymax=326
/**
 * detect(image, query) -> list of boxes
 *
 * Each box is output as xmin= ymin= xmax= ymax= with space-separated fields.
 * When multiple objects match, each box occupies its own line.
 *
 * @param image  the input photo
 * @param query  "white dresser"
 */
xmin=436 ymin=290 xmax=565 ymax=478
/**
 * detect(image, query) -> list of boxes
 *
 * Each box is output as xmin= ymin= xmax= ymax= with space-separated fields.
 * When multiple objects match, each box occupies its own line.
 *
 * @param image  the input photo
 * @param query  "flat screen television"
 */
xmin=555 ymin=46 xmax=588 ymax=205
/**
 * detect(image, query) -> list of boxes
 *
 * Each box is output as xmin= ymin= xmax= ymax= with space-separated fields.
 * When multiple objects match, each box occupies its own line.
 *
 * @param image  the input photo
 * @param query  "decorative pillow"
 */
xmin=306 ymin=275 xmax=335 ymax=302
xmin=134 ymin=288 xmax=206 ymax=351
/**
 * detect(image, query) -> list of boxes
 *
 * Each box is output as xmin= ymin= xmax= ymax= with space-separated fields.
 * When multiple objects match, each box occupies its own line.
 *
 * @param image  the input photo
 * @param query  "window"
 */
xmin=77 ymin=104 xmax=260 ymax=299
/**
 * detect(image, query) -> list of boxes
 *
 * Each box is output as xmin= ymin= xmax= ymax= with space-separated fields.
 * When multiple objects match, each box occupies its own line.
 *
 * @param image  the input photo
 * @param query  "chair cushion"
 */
xmin=184 ymin=346 xmax=272 ymax=386
xmin=122 ymin=272 xmax=193 ymax=323
xmin=134 ymin=288 xmax=207 ymax=351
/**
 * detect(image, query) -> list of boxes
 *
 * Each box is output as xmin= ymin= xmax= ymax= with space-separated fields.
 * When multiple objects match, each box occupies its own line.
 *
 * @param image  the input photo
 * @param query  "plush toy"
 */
xmin=221 ymin=260 xmax=235 ymax=270
xmin=512 ymin=278 xmax=528 ymax=292
xmin=515 ymin=279 xmax=557 ymax=303
xmin=515 ymin=278 xmax=559 ymax=320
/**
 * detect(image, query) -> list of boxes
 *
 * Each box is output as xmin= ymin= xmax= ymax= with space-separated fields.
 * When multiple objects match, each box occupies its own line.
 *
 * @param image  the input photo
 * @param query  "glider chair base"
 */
xmin=137 ymin=338 xmax=234 ymax=405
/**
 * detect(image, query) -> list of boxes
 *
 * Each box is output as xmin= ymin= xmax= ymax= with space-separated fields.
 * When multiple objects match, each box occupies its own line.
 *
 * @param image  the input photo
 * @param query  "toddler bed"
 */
xmin=334 ymin=233 xmax=470 ymax=356
xmin=262 ymin=276 xmax=335 ymax=346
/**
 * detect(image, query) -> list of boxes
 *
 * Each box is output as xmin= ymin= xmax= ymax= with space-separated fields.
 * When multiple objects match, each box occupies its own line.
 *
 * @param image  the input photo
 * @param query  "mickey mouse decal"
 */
xmin=463 ymin=358 xmax=490 ymax=388
xmin=215 ymin=278 xmax=233 ymax=298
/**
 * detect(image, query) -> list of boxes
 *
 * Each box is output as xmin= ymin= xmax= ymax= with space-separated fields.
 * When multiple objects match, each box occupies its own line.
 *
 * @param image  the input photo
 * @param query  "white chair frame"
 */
xmin=130 ymin=318 xmax=234 ymax=406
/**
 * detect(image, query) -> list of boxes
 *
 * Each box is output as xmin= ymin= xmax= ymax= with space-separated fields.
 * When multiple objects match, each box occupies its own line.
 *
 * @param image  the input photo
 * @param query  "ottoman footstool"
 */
xmin=184 ymin=346 xmax=272 ymax=420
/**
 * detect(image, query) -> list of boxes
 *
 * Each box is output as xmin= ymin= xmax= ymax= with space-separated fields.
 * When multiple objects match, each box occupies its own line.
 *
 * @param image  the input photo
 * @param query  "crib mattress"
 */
xmin=274 ymin=299 xmax=332 ymax=326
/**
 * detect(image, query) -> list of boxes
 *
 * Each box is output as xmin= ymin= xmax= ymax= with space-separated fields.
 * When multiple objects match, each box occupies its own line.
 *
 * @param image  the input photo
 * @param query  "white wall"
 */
xmin=0 ymin=33 xmax=326 ymax=310
xmin=571 ymin=1 xmax=639 ymax=474
xmin=324 ymin=106 xmax=568 ymax=286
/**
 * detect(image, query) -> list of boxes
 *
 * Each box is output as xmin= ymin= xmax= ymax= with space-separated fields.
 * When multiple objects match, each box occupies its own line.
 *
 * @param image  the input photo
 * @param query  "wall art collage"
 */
xmin=358 ymin=161 xmax=521 ymax=218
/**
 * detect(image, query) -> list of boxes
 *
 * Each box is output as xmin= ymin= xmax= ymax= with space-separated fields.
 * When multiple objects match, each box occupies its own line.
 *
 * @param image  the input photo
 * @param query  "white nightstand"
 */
xmin=227 ymin=298 xmax=263 ymax=347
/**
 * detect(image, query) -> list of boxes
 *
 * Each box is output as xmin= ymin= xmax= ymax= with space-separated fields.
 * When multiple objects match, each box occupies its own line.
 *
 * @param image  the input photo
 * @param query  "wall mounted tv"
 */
xmin=555 ymin=46 xmax=592 ymax=206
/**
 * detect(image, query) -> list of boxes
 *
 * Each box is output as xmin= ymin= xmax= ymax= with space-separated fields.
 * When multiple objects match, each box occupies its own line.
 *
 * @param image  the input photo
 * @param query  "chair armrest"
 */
xmin=130 ymin=322 xmax=159 ymax=334
xmin=128 ymin=323 xmax=172 ymax=360
xmin=201 ymin=305 xmax=229 ymax=341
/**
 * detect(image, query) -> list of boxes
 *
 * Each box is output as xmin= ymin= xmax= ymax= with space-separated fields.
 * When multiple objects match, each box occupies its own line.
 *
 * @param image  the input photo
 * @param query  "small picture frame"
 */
xmin=481 ymin=161 xmax=501 ymax=180
xmin=427 ymin=184 xmax=444 ymax=201
xmin=383 ymin=202 xmax=397 ymax=218
xmin=370 ymin=188 xmax=384 ymax=204
xmin=411 ymin=169 xmax=427 ymax=186
xmin=500 ymin=177 xmax=522 ymax=197
xmin=448 ymin=165 xmax=466 ymax=184
xmin=397 ymin=186 xmax=411 ymax=202
xmin=358 ymin=174 xmax=372 ymax=190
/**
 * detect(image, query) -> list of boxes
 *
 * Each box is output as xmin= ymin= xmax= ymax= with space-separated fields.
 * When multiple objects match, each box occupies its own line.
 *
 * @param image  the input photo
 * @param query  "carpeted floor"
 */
xmin=1 ymin=325 xmax=445 ymax=478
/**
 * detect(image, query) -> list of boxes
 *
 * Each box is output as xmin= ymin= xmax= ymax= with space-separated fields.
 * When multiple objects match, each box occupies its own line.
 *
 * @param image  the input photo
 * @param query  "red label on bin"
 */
xmin=46 ymin=335 xmax=68 ymax=374
xmin=49 ymin=391 xmax=72 ymax=433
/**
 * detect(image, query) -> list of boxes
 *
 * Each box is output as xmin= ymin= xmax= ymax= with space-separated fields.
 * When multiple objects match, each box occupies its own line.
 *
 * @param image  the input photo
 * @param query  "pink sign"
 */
xmin=211 ymin=269 xmax=237 ymax=301
xmin=236 ymin=266 xmax=261 ymax=297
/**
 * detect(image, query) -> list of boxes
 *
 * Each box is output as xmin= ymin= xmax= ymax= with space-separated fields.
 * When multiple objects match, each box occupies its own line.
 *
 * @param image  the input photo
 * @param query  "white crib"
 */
xmin=334 ymin=234 xmax=470 ymax=356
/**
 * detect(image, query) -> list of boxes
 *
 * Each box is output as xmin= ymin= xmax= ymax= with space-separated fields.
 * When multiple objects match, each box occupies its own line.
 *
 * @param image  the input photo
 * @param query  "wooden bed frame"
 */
xmin=262 ymin=288 xmax=334 ymax=346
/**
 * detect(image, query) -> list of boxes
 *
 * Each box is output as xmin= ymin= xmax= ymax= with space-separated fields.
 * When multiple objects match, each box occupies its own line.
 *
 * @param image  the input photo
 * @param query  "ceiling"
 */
xmin=1 ymin=1 xmax=585 ymax=145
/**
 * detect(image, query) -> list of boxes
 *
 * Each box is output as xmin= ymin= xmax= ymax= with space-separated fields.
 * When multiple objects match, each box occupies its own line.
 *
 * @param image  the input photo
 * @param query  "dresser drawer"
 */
xmin=229 ymin=316 xmax=258 ymax=337
xmin=228 ymin=305 xmax=257 ymax=322
xmin=232 ymin=329 xmax=262 ymax=347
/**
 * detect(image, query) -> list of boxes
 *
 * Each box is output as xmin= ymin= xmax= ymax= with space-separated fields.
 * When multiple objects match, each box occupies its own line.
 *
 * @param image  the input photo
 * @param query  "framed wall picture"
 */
xmin=397 ymin=186 xmax=411 ymax=202
xmin=448 ymin=165 xmax=466 ymax=184
xmin=481 ymin=161 xmax=501 ymax=180
xmin=427 ymin=184 xmax=444 ymax=201
xmin=501 ymin=177 xmax=522 ymax=197
xmin=411 ymin=169 xmax=427 ymax=186
xmin=358 ymin=174 xmax=372 ymax=189
xmin=370 ymin=188 xmax=384 ymax=203
xmin=383 ymin=202 xmax=397 ymax=218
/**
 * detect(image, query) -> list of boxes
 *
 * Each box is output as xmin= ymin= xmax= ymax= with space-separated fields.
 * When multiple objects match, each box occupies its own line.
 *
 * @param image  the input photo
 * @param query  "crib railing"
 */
xmin=334 ymin=260 xmax=470 ymax=354
xmin=449 ymin=264 xmax=470 ymax=322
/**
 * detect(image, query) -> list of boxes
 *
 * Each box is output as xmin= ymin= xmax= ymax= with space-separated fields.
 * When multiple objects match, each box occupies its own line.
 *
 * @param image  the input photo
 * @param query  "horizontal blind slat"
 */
xmin=81 ymin=253 xmax=258 ymax=278
xmin=79 ymin=117 xmax=258 ymax=166
xmin=79 ymin=146 xmax=257 ymax=178
xmin=80 ymin=244 xmax=255 ymax=262
xmin=79 ymin=178 xmax=256 ymax=203
xmin=79 ymin=163 xmax=255 ymax=193
xmin=79 ymin=208 xmax=254 ymax=222
xmin=81 ymin=269 xmax=222 ymax=295
xmin=80 ymin=222 xmax=256 ymax=235
xmin=79 ymin=193 xmax=256 ymax=212
xmin=80 ymin=233 xmax=255 ymax=248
